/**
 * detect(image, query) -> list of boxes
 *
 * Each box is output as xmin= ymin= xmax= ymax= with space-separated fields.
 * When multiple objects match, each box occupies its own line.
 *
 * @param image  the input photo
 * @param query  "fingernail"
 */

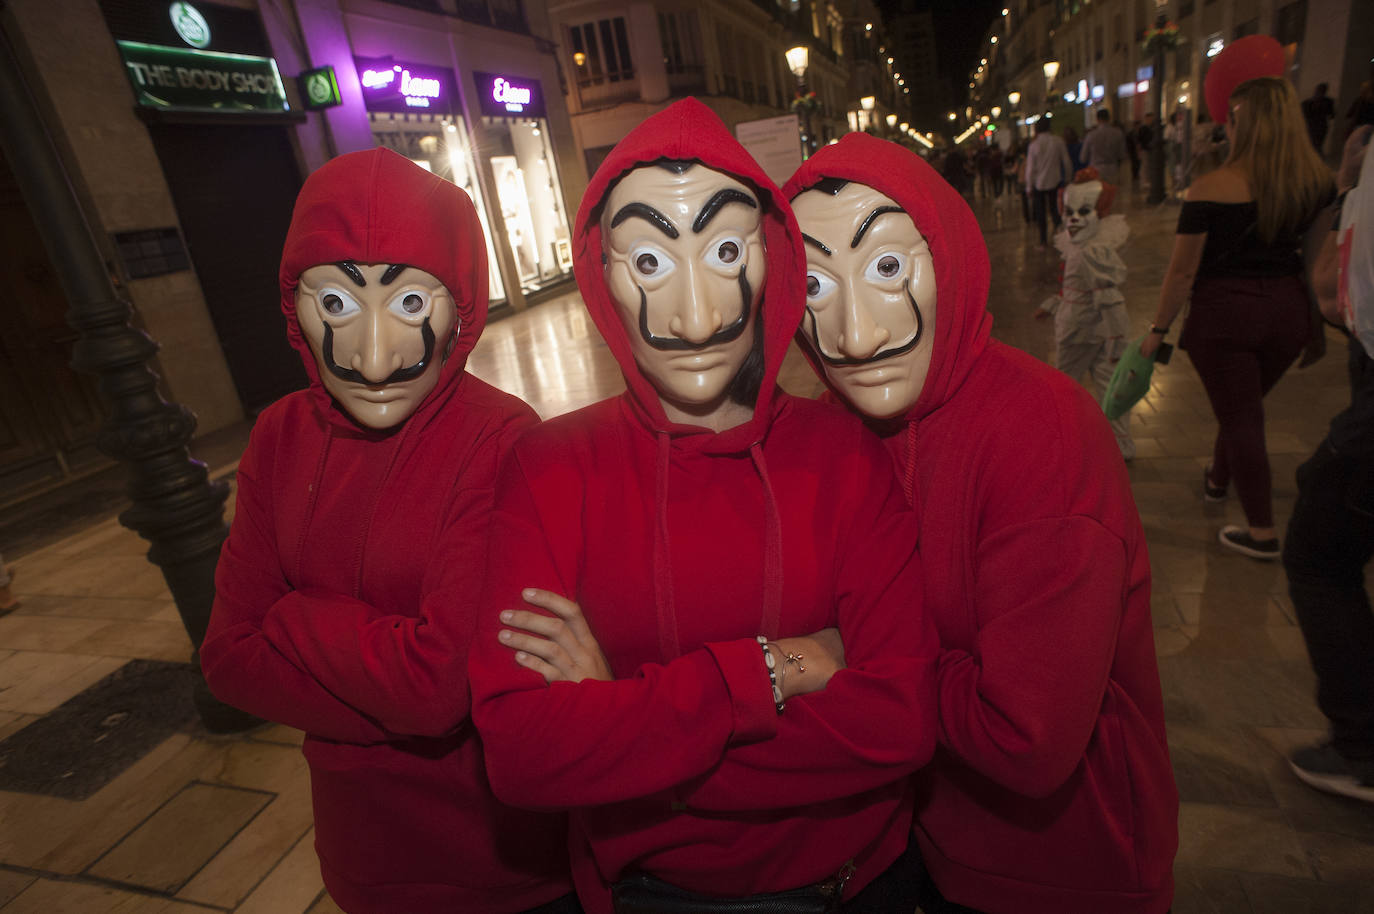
xmin=522 ymin=588 xmax=536 ymax=599
xmin=500 ymin=610 xmax=513 ymax=621
xmin=499 ymin=630 xmax=511 ymax=642
xmin=515 ymin=651 xmax=527 ymax=660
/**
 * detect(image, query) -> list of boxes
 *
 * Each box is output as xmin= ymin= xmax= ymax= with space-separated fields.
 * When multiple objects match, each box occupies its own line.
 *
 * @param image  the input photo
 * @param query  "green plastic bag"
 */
xmin=1102 ymin=337 xmax=1169 ymax=420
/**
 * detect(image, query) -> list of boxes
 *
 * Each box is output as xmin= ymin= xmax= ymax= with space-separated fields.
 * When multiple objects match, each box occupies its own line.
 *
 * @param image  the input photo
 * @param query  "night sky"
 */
xmin=877 ymin=0 xmax=1005 ymax=91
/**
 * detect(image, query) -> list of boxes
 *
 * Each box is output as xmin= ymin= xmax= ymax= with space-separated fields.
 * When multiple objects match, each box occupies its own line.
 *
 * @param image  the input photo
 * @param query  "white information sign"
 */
xmin=735 ymin=114 xmax=803 ymax=187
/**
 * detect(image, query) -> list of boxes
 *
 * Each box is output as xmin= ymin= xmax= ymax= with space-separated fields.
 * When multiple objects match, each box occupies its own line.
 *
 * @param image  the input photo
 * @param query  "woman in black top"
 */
xmin=1143 ymin=77 xmax=1335 ymax=559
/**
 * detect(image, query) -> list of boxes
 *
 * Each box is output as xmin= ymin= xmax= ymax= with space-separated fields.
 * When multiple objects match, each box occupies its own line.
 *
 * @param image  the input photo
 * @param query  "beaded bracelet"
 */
xmin=757 ymin=635 xmax=785 ymax=714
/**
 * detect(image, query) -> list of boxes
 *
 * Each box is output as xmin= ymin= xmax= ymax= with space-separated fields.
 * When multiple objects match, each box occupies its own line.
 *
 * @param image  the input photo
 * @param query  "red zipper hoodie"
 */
xmin=786 ymin=134 xmax=1177 ymax=913
xmin=201 ymin=148 xmax=571 ymax=913
xmin=467 ymin=99 xmax=938 ymax=913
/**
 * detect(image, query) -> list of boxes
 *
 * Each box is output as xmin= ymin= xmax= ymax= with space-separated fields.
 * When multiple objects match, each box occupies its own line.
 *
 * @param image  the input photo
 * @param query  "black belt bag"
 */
xmin=611 ymin=869 xmax=850 ymax=914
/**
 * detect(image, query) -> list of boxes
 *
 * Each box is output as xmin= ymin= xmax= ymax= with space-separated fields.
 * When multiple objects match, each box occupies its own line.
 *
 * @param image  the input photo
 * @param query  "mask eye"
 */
xmin=1079 ymin=206 xmax=1093 ymax=217
xmin=805 ymin=271 xmax=836 ymax=301
xmin=631 ymin=245 xmax=675 ymax=278
xmin=706 ymin=236 xmax=745 ymax=269
xmin=389 ymin=289 xmax=431 ymax=318
xmin=864 ymin=252 xmax=906 ymax=283
xmin=318 ymin=287 xmax=361 ymax=319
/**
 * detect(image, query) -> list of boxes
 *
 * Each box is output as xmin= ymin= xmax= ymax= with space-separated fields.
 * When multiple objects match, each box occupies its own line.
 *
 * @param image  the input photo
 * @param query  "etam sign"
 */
xmin=474 ymin=71 xmax=545 ymax=118
xmin=354 ymin=56 xmax=456 ymax=114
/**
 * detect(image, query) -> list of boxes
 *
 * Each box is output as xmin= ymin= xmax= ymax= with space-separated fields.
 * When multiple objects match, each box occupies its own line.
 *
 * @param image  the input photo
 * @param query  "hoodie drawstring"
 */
xmin=902 ymin=421 xmax=918 ymax=508
xmin=750 ymin=442 xmax=784 ymax=639
xmin=648 ymin=435 xmax=787 ymax=660
xmin=652 ymin=432 xmax=681 ymax=660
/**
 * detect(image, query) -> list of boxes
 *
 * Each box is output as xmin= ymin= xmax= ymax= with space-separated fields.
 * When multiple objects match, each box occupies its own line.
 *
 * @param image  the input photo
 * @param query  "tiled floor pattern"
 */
xmin=1 ymin=180 xmax=1371 ymax=912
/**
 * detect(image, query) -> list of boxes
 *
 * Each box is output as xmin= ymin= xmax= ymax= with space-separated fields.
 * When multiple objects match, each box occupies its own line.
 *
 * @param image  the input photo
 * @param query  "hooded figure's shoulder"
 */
xmin=447 ymin=372 xmax=539 ymax=433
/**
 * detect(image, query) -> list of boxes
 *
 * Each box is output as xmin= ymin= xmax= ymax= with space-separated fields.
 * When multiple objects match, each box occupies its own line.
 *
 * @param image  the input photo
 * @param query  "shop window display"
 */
xmin=484 ymin=116 xmax=574 ymax=293
xmin=369 ymin=112 xmax=507 ymax=305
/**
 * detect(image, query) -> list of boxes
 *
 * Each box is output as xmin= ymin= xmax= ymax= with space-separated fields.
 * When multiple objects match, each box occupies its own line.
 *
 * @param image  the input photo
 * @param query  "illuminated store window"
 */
xmin=368 ymin=112 xmax=507 ymax=305
xmin=474 ymin=71 xmax=573 ymax=295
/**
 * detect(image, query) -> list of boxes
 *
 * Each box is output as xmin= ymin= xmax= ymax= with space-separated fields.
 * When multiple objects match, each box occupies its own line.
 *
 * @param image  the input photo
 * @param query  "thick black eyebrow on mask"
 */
xmin=801 ymin=233 xmax=833 ymax=256
xmin=691 ymin=188 xmax=758 ymax=233
xmin=380 ymin=264 xmax=409 ymax=285
xmin=851 ymin=205 xmax=906 ymax=249
xmin=337 ymin=262 xmax=367 ymax=287
xmin=611 ymin=202 xmax=680 ymax=239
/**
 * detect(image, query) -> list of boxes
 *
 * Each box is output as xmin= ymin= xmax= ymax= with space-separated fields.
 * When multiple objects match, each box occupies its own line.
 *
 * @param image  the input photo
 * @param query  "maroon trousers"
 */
xmin=1181 ymin=274 xmax=1311 ymax=529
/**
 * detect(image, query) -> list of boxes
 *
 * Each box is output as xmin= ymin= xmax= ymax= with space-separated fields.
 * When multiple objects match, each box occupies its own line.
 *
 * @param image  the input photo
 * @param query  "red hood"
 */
xmin=572 ymin=98 xmax=805 ymax=451
xmin=278 ymin=147 xmax=488 ymax=429
xmin=783 ymin=133 xmax=992 ymax=424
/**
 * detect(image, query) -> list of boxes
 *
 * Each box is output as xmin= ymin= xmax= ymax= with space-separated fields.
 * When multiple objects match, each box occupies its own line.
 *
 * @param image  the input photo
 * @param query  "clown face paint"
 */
xmin=296 ymin=263 xmax=457 ymax=429
xmin=601 ymin=163 xmax=766 ymax=423
xmin=1063 ymin=180 xmax=1105 ymax=241
xmin=792 ymin=182 xmax=936 ymax=420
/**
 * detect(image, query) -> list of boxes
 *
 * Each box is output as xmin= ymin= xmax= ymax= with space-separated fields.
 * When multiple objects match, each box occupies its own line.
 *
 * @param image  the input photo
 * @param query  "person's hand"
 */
xmin=498 ymin=589 xmax=612 ymax=684
xmin=770 ymin=627 xmax=845 ymax=701
xmin=1338 ymin=125 xmax=1372 ymax=192
xmin=1140 ymin=331 xmax=1164 ymax=358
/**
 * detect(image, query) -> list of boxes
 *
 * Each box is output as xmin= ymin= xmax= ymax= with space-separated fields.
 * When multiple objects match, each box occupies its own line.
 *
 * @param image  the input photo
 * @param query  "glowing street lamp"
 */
xmin=885 ymin=113 xmax=898 ymax=128
xmin=1042 ymin=59 xmax=1060 ymax=97
xmin=785 ymin=46 xmax=814 ymax=157
xmin=991 ymin=105 xmax=1002 ymax=118
xmin=948 ymin=111 xmax=957 ymax=121
xmin=1008 ymin=90 xmax=1021 ymax=107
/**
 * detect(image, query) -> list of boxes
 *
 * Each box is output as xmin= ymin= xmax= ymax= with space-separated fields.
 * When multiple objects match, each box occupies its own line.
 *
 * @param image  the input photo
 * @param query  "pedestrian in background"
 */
xmin=1081 ymin=108 xmax=1129 ymax=186
xmin=1302 ymin=83 xmax=1335 ymax=154
xmin=1284 ymin=124 xmax=1374 ymax=804
xmin=1024 ymin=119 xmax=1073 ymax=245
xmin=1063 ymin=125 xmax=1084 ymax=173
xmin=1142 ymin=76 xmax=1335 ymax=560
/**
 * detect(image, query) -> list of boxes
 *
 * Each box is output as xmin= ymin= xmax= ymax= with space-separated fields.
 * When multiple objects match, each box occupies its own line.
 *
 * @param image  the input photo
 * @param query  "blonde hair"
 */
xmin=1226 ymin=77 xmax=1333 ymax=243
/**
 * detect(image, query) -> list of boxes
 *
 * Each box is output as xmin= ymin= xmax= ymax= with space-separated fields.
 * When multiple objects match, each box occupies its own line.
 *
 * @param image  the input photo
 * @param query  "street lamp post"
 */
xmin=786 ymin=45 xmax=813 ymax=158
xmin=0 ymin=22 xmax=254 ymax=730
xmin=1042 ymin=59 xmax=1060 ymax=112
xmin=1146 ymin=12 xmax=1168 ymax=204
xmin=1008 ymin=90 xmax=1021 ymax=138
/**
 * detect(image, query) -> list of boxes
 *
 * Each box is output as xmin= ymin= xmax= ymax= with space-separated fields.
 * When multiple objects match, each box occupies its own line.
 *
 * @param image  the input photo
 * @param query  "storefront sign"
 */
xmin=355 ymin=56 xmax=456 ymax=114
xmin=299 ymin=65 xmax=341 ymax=110
xmin=474 ymin=71 xmax=545 ymax=118
xmin=116 ymin=41 xmax=289 ymax=113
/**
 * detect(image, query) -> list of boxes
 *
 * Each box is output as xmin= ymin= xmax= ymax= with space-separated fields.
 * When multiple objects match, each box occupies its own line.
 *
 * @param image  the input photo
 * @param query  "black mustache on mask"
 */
xmin=637 ymin=266 xmax=752 ymax=351
xmin=322 ymin=316 xmax=436 ymax=385
xmin=808 ymin=279 xmax=924 ymax=367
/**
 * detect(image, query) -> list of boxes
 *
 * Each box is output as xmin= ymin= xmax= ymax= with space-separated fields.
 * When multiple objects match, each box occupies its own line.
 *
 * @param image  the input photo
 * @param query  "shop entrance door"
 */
xmin=146 ymin=123 xmax=308 ymax=414
xmin=0 ymin=147 xmax=106 ymax=499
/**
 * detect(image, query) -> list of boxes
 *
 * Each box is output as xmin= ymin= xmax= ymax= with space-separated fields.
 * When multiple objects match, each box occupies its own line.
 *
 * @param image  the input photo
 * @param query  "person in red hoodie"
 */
xmin=784 ymin=134 xmax=1178 ymax=913
xmin=467 ymin=98 xmax=938 ymax=913
xmin=200 ymin=148 xmax=576 ymax=913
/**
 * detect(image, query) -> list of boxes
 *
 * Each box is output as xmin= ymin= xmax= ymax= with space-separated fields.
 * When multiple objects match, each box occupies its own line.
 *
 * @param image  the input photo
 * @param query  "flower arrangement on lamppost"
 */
xmin=786 ymin=45 xmax=816 ymax=157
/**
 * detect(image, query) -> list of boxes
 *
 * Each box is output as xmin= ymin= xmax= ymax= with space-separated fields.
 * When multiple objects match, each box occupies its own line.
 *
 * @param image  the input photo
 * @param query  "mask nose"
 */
xmin=835 ymin=281 xmax=891 ymax=360
xmin=353 ymin=311 xmax=404 ymax=383
xmin=667 ymin=264 xmax=725 ymax=344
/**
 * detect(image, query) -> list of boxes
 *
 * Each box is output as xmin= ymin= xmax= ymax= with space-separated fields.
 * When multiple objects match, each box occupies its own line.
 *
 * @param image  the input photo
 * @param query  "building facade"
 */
xmin=547 ymin=0 xmax=910 ymax=177
xmin=0 ymin=0 xmax=587 ymax=497
xmin=974 ymin=0 xmax=1372 ymax=153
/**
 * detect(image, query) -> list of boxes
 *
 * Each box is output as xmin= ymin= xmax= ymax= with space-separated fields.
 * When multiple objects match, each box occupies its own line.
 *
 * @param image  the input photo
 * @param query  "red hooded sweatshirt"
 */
xmin=200 ymin=148 xmax=571 ymax=913
xmin=467 ymin=100 xmax=938 ymax=913
xmin=785 ymin=135 xmax=1178 ymax=914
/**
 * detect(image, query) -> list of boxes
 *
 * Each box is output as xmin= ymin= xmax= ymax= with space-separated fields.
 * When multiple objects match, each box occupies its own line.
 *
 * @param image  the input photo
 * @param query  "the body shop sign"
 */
xmin=355 ymin=56 xmax=456 ymax=114
xmin=474 ymin=71 xmax=545 ymax=118
xmin=116 ymin=41 xmax=288 ymax=113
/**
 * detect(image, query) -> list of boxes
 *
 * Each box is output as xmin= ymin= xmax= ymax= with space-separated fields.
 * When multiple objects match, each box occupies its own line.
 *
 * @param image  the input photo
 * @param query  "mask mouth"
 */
xmin=808 ymin=280 xmax=924 ymax=368
xmin=322 ymin=316 xmax=436 ymax=385
xmin=636 ymin=266 xmax=752 ymax=351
